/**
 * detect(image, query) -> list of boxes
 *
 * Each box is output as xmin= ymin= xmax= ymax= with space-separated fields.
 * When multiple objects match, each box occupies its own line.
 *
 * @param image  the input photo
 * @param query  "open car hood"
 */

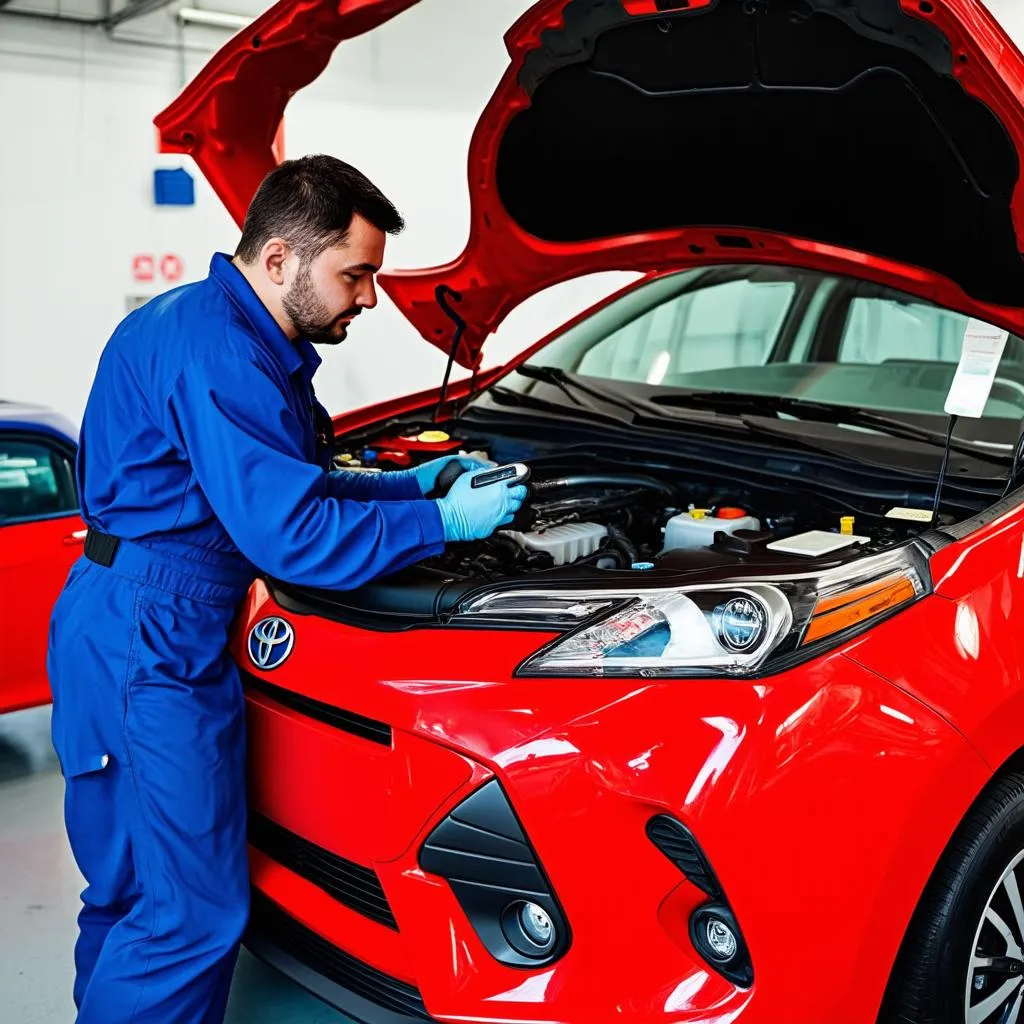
xmin=156 ymin=0 xmax=1024 ymax=369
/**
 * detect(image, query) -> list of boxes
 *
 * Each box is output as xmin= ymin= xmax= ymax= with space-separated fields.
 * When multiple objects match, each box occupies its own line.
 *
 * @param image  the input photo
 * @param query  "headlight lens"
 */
xmin=457 ymin=548 xmax=927 ymax=678
xmin=518 ymin=585 xmax=793 ymax=677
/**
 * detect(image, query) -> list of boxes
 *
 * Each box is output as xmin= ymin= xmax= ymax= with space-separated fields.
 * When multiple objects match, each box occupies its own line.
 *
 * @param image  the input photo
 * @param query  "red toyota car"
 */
xmin=0 ymin=402 xmax=84 ymax=713
xmin=158 ymin=1 xmax=1024 ymax=1021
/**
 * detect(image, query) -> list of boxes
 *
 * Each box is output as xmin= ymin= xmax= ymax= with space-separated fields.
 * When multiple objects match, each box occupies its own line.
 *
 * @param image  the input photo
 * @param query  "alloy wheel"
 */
xmin=967 ymin=850 xmax=1024 ymax=1024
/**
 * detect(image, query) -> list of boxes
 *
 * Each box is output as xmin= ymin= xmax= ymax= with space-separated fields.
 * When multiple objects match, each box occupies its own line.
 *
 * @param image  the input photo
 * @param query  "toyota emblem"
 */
xmin=248 ymin=617 xmax=295 ymax=671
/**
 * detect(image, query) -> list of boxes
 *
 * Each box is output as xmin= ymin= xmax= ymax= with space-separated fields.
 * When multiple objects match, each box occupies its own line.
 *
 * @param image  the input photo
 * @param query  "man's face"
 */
xmin=282 ymin=213 xmax=386 ymax=346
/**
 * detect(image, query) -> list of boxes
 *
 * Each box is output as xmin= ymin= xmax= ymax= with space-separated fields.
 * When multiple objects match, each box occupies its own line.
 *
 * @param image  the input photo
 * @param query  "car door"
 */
xmin=0 ymin=429 xmax=84 ymax=712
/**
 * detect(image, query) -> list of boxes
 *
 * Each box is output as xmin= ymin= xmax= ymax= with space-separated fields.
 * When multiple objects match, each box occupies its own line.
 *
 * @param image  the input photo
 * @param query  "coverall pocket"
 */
xmin=62 ymin=752 xmax=112 ymax=779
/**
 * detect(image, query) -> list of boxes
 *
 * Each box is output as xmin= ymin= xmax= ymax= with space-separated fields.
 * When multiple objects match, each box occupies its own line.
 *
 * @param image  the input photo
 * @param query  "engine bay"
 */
xmin=421 ymin=466 xmax=929 ymax=582
xmin=332 ymin=432 xmax=941 ymax=585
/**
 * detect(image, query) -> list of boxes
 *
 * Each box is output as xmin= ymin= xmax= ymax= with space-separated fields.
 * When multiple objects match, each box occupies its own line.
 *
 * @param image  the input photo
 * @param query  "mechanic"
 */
xmin=46 ymin=154 xmax=527 ymax=1024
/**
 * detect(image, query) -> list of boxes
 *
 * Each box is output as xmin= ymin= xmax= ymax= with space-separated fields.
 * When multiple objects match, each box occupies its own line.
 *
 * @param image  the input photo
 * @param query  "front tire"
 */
xmin=879 ymin=772 xmax=1024 ymax=1024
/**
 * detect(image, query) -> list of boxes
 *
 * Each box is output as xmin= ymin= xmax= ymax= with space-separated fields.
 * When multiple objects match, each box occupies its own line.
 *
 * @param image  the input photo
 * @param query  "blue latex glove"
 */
xmin=435 ymin=469 xmax=529 ymax=542
xmin=408 ymin=454 xmax=492 ymax=498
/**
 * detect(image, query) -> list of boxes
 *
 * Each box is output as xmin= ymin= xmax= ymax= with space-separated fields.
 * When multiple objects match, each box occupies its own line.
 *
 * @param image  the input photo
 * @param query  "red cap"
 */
xmin=715 ymin=507 xmax=748 ymax=520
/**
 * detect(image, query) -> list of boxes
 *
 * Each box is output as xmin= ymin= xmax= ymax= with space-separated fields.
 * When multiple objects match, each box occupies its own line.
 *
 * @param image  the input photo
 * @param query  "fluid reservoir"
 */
xmin=662 ymin=507 xmax=761 ymax=552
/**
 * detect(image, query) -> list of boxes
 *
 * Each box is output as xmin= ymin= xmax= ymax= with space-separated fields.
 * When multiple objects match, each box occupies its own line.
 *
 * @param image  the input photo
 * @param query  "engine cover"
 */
xmin=502 ymin=522 xmax=608 ymax=566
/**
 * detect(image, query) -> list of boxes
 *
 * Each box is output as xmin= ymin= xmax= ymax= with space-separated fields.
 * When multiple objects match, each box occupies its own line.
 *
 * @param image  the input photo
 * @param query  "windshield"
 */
xmin=503 ymin=265 xmax=1024 ymax=442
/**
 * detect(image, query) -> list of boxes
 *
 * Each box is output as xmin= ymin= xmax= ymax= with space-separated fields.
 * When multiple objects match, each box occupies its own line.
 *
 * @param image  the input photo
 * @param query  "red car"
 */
xmin=157 ymin=1 xmax=1024 ymax=1022
xmin=0 ymin=402 xmax=84 ymax=713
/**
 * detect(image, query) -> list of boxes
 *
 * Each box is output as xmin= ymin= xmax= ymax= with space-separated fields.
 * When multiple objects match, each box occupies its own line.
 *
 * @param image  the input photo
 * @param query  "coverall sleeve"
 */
xmin=325 ymin=469 xmax=422 ymax=503
xmin=163 ymin=354 xmax=446 ymax=589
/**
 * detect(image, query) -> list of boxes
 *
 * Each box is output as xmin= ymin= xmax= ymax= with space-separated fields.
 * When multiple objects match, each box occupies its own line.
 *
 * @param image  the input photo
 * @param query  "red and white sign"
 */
xmin=132 ymin=254 xmax=155 ymax=282
xmin=160 ymin=254 xmax=184 ymax=282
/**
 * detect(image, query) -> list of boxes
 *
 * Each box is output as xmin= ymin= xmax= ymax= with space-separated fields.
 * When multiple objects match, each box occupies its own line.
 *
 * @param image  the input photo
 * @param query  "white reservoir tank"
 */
xmin=662 ymin=507 xmax=761 ymax=552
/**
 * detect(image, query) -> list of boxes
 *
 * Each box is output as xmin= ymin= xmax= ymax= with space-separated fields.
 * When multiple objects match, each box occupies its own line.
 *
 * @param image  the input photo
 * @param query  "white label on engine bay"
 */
xmin=885 ymin=507 xmax=934 ymax=522
xmin=767 ymin=531 xmax=870 ymax=557
xmin=944 ymin=318 xmax=1010 ymax=418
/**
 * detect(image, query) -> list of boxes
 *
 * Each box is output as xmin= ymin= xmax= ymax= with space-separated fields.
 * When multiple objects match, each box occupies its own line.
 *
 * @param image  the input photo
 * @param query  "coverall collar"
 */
xmin=210 ymin=253 xmax=322 ymax=381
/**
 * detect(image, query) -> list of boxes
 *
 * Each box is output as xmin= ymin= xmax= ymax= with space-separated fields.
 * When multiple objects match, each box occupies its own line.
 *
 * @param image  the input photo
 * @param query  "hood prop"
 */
xmin=931 ymin=414 xmax=960 ymax=524
xmin=433 ymin=284 xmax=466 ymax=424
xmin=1003 ymin=424 xmax=1024 ymax=499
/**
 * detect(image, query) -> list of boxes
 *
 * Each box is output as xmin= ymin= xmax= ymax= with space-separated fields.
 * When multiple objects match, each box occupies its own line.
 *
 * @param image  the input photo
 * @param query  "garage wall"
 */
xmin=988 ymin=0 xmax=1024 ymax=40
xmin=0 ymin=0 xmax=1021 ymax=429
xmin=0 ymin=0 xmax=634 ymax=427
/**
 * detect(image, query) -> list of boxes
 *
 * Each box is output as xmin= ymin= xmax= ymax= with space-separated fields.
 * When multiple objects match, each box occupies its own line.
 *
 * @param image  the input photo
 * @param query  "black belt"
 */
xmin=84 ymin=528 xmax=121 ymax=568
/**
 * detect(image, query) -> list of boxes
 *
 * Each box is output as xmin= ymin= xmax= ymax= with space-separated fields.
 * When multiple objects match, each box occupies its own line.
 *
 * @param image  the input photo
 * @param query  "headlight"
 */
xmin=456 ymin=548 xmax=928 ymax=678
xmin=518 ymin=584 xmax=793 ymax=677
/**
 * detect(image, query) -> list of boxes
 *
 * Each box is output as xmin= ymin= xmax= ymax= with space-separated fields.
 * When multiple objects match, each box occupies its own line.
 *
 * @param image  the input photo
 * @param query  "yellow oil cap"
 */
xmin=417 ymin=430 xmax=450 ymax=444
xmin=840 ymin=516 xmax=855 ymax=535
xmin=690 ymin=508 xmax=708 ymax=520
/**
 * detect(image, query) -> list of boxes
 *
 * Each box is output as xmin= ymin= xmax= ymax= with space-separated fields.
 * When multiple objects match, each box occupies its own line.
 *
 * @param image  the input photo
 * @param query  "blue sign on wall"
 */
xmin=154 ymin=168 xmax=195 ymax=206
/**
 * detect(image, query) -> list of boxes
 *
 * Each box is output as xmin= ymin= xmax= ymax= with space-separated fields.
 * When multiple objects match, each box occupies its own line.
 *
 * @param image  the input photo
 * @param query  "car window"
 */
xmin=838 ymin=296 xmax=1012 ymax=365
xmin=509 ymin=264 xmax=1024 ymax=434
xmin=0 ymin=435 xmax=78 ymax=525
xmin=574 ymin=277 xmax=797 ymax=385
xmin=828 ymin=295 xmax=1024 ymax=419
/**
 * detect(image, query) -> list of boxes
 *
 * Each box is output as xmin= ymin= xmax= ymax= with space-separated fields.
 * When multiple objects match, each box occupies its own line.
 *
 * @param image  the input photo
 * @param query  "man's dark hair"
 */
xmin=235 ymin=154 xmax=404 ymax=264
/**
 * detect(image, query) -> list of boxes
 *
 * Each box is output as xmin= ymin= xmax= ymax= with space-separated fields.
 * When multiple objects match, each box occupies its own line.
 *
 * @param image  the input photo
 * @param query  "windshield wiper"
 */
xmin=505 ymin=366 xmax=900 ymax=465
xmin=488 ymin=380 xmax=631 ymax=427
xmin=654 ymin=391 xmax=1012 ymax=465
xmin=514 ymin=364 xmax=664 ymax=420
xmin=503 ymin=366 xmax=1012 ymax=475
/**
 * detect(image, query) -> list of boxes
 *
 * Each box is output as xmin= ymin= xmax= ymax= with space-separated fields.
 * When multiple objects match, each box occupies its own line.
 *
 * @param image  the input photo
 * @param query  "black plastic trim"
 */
xmin=242 ymin=670 xmax=392 ymax=747
xmin=647 ymin=815 xmax=723 ymax=899
xmin=419 ymin=780 xmax=571 ymax=969
xmin=248 ymin=812 xmax=397 ymax=930
xmin=268 ymin=576 xmax=565 ymax=634
xmin=937 ymin=486 xmax=1024 ymax=541
xmin=245 ymin=892 xmax=432 ymax=1022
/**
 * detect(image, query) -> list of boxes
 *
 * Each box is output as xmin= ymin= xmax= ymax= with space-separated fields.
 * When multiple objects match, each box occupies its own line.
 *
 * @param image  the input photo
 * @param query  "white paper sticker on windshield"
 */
xmin=944 ymin=318 xmax=1010 ymax=419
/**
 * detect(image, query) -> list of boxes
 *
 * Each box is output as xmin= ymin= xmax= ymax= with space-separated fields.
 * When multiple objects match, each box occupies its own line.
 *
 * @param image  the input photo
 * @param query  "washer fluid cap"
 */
xmin=690 ymin=509 xmax=708 ymax=520
xmin=417 ymin=430 xmax=451 ymax=443
xmin=716 ymin=507 xmax=748 ymax=520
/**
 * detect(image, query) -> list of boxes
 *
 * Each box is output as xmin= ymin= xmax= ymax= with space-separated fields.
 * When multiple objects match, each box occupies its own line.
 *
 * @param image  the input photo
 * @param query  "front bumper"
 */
xmin=235 ymin=583 xmax=990 ymax=1024
xmin=245 ymin=891 xmax=430 ymax=1023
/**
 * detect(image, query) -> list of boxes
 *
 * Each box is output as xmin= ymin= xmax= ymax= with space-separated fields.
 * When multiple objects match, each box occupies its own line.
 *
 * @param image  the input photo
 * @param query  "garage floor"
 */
xmin=0 ymin=706 xmax=351 ymax=1024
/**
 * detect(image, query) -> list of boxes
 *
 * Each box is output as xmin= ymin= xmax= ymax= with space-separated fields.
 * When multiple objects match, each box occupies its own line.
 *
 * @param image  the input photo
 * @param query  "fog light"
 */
xmin=705 ymin=916 xmax=738 ymax=960
xmin=520 ymin=902 xmax=553 ymax=947
xmin=502 ymin=900 xmax=557 ymax=957
xmin=689 ymin=904 xmax=753 ymax=988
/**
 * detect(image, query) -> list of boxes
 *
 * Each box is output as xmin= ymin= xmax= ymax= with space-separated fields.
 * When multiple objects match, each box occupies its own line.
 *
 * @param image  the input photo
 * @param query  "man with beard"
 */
xmin=47 ymin=155 xmax=526 ymax=1024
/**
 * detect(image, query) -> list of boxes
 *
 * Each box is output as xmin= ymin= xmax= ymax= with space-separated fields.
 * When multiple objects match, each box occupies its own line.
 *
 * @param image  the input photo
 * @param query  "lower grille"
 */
xmin=248 ymin=812 xmax=397 ymax=929
xmin=248 ymin=892 xmax=430 ymax=1020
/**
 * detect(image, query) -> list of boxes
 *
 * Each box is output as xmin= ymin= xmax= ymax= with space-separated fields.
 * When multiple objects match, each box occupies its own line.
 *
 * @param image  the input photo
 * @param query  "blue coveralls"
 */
xmin=47 ymin=253 xmax=447 ymax=1023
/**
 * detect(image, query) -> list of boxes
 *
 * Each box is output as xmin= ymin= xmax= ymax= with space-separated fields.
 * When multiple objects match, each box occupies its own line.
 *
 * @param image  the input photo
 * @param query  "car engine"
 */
xmin=407 ymin=463 xmax=925 ymax=582
xmin=429 ymin=472 xmax=674 ymax=578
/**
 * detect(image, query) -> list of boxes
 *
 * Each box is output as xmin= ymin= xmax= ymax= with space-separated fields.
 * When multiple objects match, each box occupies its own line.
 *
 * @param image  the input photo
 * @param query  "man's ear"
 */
xmin=261 ymin=238 xmax=291 ymax=286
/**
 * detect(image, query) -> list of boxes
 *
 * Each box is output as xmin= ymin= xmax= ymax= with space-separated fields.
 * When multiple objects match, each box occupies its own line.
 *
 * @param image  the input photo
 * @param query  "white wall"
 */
xmin=0 ymin=0 xmax=634 ymax=428
xmin=988 ymin=0 xmax=1024 ymax=40
xmin=1 ymin=0 xmax=1021 ymax=428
